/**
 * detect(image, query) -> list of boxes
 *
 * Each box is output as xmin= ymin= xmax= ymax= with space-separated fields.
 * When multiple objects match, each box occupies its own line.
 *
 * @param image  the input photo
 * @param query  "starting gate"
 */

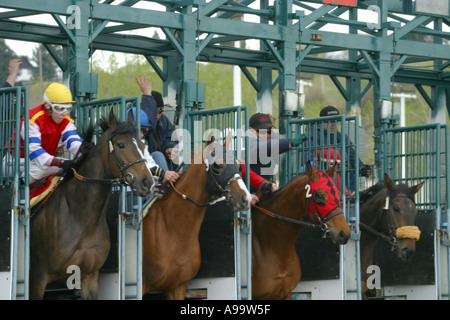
xmin=0 ymin=86 xmax=29 ymax=300
xmin=373 ymin=123 xmax=450 ymax=299
xmin=284 ymin=114 xmax=363 ymax=300
xmin=184 ymin=106 xmax=252 ymax=300
xmin=75 ymin=96 xmax=145 ymax=300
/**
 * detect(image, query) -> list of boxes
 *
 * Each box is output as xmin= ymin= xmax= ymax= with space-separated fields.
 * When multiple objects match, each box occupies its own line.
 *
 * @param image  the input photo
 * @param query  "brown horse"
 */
xmin=30 ymin=110 xmax=154 ymax=299
xmin=142 ymin=139 xmax=251 ymax=300
xmin=251 ymin=162 xmax=350 ymax=300
xmin=359 ymin=174 xmax=423 ymax=299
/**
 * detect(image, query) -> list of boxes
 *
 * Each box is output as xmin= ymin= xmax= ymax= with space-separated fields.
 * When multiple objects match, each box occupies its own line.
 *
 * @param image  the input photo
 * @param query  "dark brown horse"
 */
xmin=359 ymin=174 xmax=423 ymax=299
xmin=142 ymin=139 xmax=251 ymax=300
xmin=251 ymin=162 xmax=350 ymax=300
xmin=30 ymin=110 xmax=154 ymax=299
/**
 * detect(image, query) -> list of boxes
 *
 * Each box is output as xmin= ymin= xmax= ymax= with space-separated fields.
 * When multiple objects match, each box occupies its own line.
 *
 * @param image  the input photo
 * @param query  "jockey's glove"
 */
xmin=359 ymin=165 xmax=372 ymax=177
xmin=52 ymin=158 xmax=76 ymax=171
xmin=291 ymin=134 xmax=308 ymax=147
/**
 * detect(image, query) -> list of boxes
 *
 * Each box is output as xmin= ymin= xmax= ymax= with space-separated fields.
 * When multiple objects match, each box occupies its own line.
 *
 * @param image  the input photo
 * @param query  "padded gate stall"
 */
xmin=373 ymin=123 xmax=450 ymax=299
xmin=284 ymin=115 xmax=363 ymax=299
xmin=76 ymin=96 xmax=145 ymax=300
xmin=184 ymin=106 xmax=252 ymax=300
xmin=0 ymin=86 xmax=29 ymax=300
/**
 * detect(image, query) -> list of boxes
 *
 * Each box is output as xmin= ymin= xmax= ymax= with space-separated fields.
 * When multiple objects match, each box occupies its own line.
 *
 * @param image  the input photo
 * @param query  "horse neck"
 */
xmin=360 ymin=188 xmax=388 ymax=269
xmin=255 ymin=176 xmax=309 ymax=244
xmin=360 ymin=188 xmax=388 ymax=230
xmin=172 ymin=163 xmax=210 ymax=210
xmin=67 ymin=140 xmax=113 ymax=208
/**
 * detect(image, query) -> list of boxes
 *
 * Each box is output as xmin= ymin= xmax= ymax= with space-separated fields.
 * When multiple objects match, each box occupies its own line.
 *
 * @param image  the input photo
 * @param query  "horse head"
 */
xmin=203 ymin=136 xmax=251 ymax=212
xmin=305 ymin=162 xmax=350 ymax=245
xmin=382 ymin=174 xmax=424 ymax=261
xmin=101 ymin=109 xmax=155 ymax=197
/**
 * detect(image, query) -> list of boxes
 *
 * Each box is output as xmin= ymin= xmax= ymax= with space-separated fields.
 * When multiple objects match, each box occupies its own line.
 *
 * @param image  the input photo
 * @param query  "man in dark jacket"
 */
xmin=248 ymin=112 xmax=306 ymax=192
xmin=308 ymin=105 xmax=371 ymax=193
xmin=135 ymin=74 xmax=179 ymax=171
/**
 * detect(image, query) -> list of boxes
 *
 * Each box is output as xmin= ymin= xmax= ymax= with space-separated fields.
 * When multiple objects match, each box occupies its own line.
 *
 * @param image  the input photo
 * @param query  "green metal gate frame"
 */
xmin=0 ymin=86 xmax=30 ymax=300
xmin=381 ymin=123 xmax=450 ymax=299
xmin=285 ymin=114 xmax=362 ymax=299
xmin=185 ymin=105 xmax=251 ymax=300
xmin=76 ymin=96 xmax=144 ymax=300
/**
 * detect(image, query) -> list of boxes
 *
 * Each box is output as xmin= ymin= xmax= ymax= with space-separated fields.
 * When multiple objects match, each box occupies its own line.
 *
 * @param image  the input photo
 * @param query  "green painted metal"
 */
xmin=284 ymin=114 xmax=362 ymax=299
xmin=0 ymin=86 xmax=30 ymax=300
xmin=185 ymin=105 xmax=251 ymax=300
xmin=381 ymin=123 xmax=449 ymax=299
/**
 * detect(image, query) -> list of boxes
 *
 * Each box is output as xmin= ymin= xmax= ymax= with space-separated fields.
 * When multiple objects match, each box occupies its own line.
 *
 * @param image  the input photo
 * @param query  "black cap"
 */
xmin=320 ymin=105 xmax=340 ymax=117
xmin=151 ymin=91 xmax=164 ymax=112
xmin=249 ymin=113 xmax=273 ymax=130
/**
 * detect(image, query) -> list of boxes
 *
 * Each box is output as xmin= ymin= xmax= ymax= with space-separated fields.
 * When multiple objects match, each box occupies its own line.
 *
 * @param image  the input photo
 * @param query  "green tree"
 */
xmin=0 ymin=39 xmax=17 ymax=82
xmin=31 ymin=44 xmax=62 ymax=81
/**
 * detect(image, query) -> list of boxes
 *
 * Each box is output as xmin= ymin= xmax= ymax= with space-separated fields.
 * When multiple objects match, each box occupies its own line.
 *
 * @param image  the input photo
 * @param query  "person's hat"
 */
xmin=128 ymin=107 xmax=150 ymax=127
xmin=320 ymin=105 xmax=340 ymax=117
xmin=43 ymin=82 xmax=76 ymax=104
xmin=249 ymin=113 xmax=273 ymax=130
xmin=151 ymin=91 xmax=164 ymax=113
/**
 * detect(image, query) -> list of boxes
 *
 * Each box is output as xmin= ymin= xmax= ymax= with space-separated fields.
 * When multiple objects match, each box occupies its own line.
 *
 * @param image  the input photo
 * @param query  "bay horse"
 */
xmin=251 ymin=162 xmax=350 ymax=300
xmin=30 ymin=110 xmax=154 ymax=299
xmin=142 ymin=138 xmax=252 ymax=300
xmin=359 ymin=174 xmax=423 ymax=299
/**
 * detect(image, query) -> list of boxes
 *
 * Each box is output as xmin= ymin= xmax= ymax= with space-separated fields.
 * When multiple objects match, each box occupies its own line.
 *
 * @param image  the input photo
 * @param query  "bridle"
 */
xmin=359 ymin=194 xmax=420 ymax=251
xmin=169 ymin=158 xmax=243 ymax=207
xmin=73 ymin=130 xmax=147 ymax=185
xmin=253 ymin=175 xmax=344 ymax=238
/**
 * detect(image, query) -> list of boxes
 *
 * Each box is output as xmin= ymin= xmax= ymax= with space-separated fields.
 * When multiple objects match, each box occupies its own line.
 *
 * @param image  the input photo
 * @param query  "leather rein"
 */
xmin=252 ymin=180 xmax=344 ymax=238
xmin=168 ymin=160 xmax=243 ymax=207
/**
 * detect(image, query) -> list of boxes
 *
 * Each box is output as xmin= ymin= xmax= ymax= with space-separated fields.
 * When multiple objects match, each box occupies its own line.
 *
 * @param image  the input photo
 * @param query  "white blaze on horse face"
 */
xmin=132 ymin=138 xmax=152 ymax=174
xmin=235 ymin=174 xmax=252 ymax=205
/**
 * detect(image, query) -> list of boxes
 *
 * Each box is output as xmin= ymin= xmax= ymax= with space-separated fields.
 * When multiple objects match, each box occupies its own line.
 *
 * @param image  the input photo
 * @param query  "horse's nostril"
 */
xmin=339 ymin=230 xmax=349 ymax=244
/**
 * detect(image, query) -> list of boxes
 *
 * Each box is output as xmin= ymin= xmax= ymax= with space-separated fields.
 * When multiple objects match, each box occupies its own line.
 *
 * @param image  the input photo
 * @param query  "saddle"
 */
xmin=30 ymin=175 xmax=62 ymax=208
xmin=142 ymin=182 xmax=166 ymax=218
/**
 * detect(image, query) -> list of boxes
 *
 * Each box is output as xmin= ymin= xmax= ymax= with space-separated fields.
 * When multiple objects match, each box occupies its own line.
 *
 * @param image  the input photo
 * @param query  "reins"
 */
xmin=166 ymin=160 xmax=243 ymax=208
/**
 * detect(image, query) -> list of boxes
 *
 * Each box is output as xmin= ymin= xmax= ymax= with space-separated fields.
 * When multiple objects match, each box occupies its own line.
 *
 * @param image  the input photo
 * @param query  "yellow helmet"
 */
xmin=42 ymin=82 xmax=76 ymax=104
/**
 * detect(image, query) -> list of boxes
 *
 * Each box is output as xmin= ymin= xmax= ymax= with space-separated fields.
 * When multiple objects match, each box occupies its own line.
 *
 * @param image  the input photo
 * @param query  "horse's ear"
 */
xmin=326 ymin=163 xmax=338 ymax=178
xmin=225 ymin=132 xmax=232 ymax=149
xmin=384 ymin=174 xmax=394 ymax=191
xmin=206 ymin=134 xmax=215 ymax=146
xmin=108 ymin=109 xmax=118 ymax=127
xmin=127 ymin=108 xmax=135 ymax=125
xmin=410 ymin=181 xmax=424 ymax=194
xmin=306 ymin=161 xmax=318 ymax=180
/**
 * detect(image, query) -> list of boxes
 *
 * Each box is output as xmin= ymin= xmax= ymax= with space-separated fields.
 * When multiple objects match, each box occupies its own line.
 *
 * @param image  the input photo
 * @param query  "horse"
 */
xmin=251 ymin=162 xmax=350 ymax=300
xmin=142 ymin=138 xmax=252 ymax=300
xmin=359 ymin=174 xmax=423 ymax=299
xmin=29 ymin=110 xmax=155 ymax=299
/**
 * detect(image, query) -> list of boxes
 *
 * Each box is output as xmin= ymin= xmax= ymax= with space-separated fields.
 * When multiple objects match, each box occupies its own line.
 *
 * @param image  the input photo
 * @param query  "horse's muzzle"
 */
xmin=133 ymin=176 xmax=155 ymax=197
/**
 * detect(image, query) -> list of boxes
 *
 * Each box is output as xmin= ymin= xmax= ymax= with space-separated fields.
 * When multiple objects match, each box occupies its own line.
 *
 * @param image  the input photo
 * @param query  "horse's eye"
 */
xmin=117 ymin=143 xmax=125 ymax=149
xmin=393 ymin=205 xmax=400 ymax=212
xmin=211 ymin=162 xmax=225 ymax=174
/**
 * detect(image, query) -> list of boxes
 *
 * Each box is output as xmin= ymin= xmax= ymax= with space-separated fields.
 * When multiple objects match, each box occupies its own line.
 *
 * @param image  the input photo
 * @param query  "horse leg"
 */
xmin=165 ymin=283 xmax=187 ymax=300
xmin=79 ymin=272 xmax=99 ymax=300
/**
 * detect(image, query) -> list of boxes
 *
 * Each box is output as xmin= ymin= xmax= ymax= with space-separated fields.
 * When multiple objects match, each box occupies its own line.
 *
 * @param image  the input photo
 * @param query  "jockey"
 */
xmin=21 ymin=82 xmax=82 ymax=184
